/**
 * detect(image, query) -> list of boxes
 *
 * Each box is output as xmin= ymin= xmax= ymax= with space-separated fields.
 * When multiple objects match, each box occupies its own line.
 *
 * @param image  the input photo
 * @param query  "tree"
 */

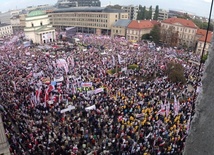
xmin=141 ymin=33 xmax=150 ymax=40
xmin=137 ymin=5 xmax=143 ymax=20
xmin=166 ymin=62 xmax=186 ymax=84
xmin=150 ymin=25 xmax=161 ymax=44
xmin=192 ymin=19 xmax=213 ymax=31
xmin=201 ymin=53 xmax=208 ymax=63
xmin=146 ymin=6 xmax=153 ymax=19
xmin=153 ymin=5 xmax=159 ymax=20
xmin=137 ymin=6 xmax=147 ymax=20
xmin=161 ymin=26 xmax=179 ymax=47
xmin=106 ymin=5 xmax=122 ymax=9
xmin=142 ymin=6 xmax=147 ymax=19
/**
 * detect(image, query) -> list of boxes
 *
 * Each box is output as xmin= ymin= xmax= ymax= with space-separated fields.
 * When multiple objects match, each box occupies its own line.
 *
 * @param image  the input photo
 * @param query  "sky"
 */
xmin=0 ymin=0 xmax=213 ymax=18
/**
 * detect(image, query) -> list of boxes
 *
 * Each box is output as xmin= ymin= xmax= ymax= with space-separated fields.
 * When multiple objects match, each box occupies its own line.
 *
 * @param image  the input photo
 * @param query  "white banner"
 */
xmin=54 ymin=76 xmax=64 ymax=82
xmin=60 ymin=105 xmax=75 ymax=113
xmin=85 ymin=105 xmax=96 ymax=111
xmin=94 ymin=88 xmax=104 ymax=94
xmin=81 ymin=82 xmax=93 ymax=87
xmin=87 ymin=90 xmax=94 ymax=96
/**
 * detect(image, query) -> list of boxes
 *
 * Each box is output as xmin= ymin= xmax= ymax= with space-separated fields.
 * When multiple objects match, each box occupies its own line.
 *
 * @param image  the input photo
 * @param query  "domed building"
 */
xmin=24 ymin=10 xmax=56 ymax=44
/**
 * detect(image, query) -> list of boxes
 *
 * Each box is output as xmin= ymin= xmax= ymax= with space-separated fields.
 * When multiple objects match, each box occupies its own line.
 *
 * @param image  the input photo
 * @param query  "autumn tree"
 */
xmin=166 ymin=62 xmax=186 ymax=84
xmin=161 ymin=26 xmax=179 ymax=47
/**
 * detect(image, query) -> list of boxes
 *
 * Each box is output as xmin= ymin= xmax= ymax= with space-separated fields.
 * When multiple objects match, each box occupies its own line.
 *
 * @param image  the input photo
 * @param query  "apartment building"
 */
xmin=49 ymin=7 xmax=128 ymax=35
xmin=158 ymin=9 xmax=168 ymax=20
xmin=161 ymin=17 xmax=198 ymax=48
xmin=0 ymin=23 xmax=13 ymax=37
xmin=195 ymin=29 xmax=213 ymax=55
xmin=126 ymin=20 xmax=158 ymax=41
xmin=121 ymin=5 xmax=139 ymax=20
xmin=56 ymin=0 xmax=101 ymax=8
xmin=111 ymin=19 xmax=131 ymax=38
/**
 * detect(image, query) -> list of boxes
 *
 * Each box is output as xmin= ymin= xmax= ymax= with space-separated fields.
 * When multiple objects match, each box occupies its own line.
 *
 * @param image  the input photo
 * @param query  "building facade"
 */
xmin=24 ymin=10 xmax=56 ymax=44
xmin=126 ymin=20 xmax=157 ymax=41
xmin=111 ymin=19 xmax=131 ymax=38
xmin=195 ymin=29 xmax=213 ymax=55
xmin=158 ymin=9 xmax=168 ymax=20
xmin=49 ymin=7 xmax=128 ymax=35
xmin=121 ymin=5 xmax=139 ymax=20
xmin=0 ymin=114 xmax=11 ymax=155
xmin=0 ymin=11 xmax=11 ymax=24
xmin=161 ymin=17 xmax=198 ymax=48
xmin=0 ymin=23 xmax=13 ymax=37
xmin=10 ymin=14 xmax=26 ymax=32
xmin=56 ymin=0 xmax=101 ymax=8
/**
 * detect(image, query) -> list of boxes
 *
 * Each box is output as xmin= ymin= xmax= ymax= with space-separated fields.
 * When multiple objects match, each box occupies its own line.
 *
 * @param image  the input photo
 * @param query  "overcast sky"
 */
xmin=0 ymin=0 xmax=213 ymax=18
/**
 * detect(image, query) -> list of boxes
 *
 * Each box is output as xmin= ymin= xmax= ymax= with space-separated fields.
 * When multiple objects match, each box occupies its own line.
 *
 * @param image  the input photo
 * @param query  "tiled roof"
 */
xmin=127 ymin=20 xmax=157 ymax=29
xmin=197 ymin=29 xmax=213 ymax=43
xmin=162 ymin=17 xmax=198 ymax=29
xmin=113 ymin=19 xmax=131 ymax=27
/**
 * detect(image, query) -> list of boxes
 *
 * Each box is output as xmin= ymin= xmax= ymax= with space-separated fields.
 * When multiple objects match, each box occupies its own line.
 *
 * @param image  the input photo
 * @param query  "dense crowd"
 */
xmin=0 ymin=32 xmax=203 ymax=155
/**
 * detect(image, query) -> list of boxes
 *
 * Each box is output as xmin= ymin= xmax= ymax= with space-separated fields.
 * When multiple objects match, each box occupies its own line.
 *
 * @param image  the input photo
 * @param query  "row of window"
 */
xmin=52 ymin=14 xmax=108 ymax=18
xmin=162 ymin=24 xmax=196 ymax=34
xmin=0 ymin=30 xmax=12 ymax=35
xmin=53 ymin=22 xmax=108 ymax=28
xmin=121 ymin=15 xmax=128 ymax=18
xmin=54 ymin=18 xmax=108 ymax=23
xmin=113 ymin=29 xmax=122 ymax=33
xmin=127 ymin=35 xmax=139 ymax=40
xmin=198 ymin=42 xmax=210 ymax=48
xmin=0 ymin=26 xmax=12 ymax=31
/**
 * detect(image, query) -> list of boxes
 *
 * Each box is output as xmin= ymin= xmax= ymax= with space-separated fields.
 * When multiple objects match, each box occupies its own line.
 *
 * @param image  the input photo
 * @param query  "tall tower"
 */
xmin=0 ymin=114 xmax=11 ymax=155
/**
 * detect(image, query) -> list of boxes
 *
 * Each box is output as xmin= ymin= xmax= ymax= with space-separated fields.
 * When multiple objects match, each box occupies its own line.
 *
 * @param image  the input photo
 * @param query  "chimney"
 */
xmin=138 ymin=20 xmax=140 ymax=23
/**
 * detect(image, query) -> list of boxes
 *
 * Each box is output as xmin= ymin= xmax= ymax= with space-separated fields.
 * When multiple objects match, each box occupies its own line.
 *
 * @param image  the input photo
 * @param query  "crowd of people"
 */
xmin=0 ymin=32 xmax=203 ymax=155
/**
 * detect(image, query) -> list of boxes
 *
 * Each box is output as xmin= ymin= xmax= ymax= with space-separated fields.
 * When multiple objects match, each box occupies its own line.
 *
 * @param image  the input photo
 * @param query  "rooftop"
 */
xmin=113 ymin=19 xmax=131 ymax=27
xmin=0 ymin=23 xmax=11 ymax=27
xmin=27 ymin=10 xmax=46 ymax=17
xmin=52 ymin=7 xmax=125 ymax=13
xmin=127 ymin=20 xmax=156 ymax=29
xmin=162 ymin=17 xmax=198 ymax=29
xmin=196 ymin=29 xmax=213 ymax=43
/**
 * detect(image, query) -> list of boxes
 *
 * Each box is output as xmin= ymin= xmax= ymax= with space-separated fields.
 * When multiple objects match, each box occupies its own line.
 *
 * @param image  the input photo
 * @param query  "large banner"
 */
xmin=81 ymin=82 xmax=93 ymax=87
xmin=94 ymin=88 xmax=104 ymax=94
xmin=85 ymin=105 xmax=96 ymax=111
xmin=61 ymin=105 xmax=75 ymax=113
